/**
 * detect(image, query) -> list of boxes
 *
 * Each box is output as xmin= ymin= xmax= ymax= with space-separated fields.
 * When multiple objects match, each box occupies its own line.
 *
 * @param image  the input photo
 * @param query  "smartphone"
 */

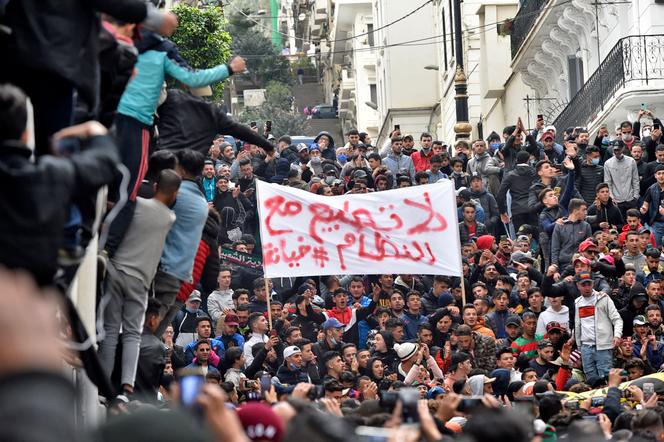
xmin=644 ymin=382 xmax=655 ymax=401
xmin=590 ymin=397 xmax=605 ymax=407
xmin=260 ymin=373 xmax=272 ymax=395
xmin=228 ymin=181 xmax=235 ymax=189
xmin=178 ymin=369 xmax=205 ymax=409
xmin=512 ymin=397 xmax=535 ymax=418
xmin=641 ymin=103 xmax=649 ymax=111
xmin=394 ymin=124 xmax=400 ymax=131
xmin=566 ymin=400 xmax=580 ymax=410
xmin=537 ymin=114 xmax=544 ymax=120
xmin=250 ymin=121 xmax=257 ymax=128
xmin=266 ymin=120 xmax=272 ymax=130
xmin=270 ymin=329 xmax=278 ymax=338
xmin=582 ymin=415 xmax=599 ymax=421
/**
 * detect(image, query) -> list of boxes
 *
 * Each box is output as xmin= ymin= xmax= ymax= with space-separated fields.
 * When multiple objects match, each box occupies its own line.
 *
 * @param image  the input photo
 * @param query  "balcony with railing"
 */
xmin=510 ymin=0 xmax=550 ymax=59
xmin=552 ymin=34 xmax=664 ymax=137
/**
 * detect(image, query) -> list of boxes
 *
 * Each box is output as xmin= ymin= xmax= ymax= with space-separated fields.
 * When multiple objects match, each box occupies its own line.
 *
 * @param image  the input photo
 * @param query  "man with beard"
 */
xmin=212 ymin=176 xmax=248 ymax=245
xmin=646 ymin=305 xmax=664 ymax=343
xmin=197 ymin=160 xmax=217 ymax=203
xmin=528 ymin=339 xmax=556 ymax=378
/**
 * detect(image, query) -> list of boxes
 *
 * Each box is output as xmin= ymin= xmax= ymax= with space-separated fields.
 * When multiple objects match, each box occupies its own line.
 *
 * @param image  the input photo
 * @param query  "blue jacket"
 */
xmin=184 ymin=361 xmax=220 ymax=375
xmin=117 ymin=33 xmax=231 ymax=126
xmin=402 ymin=311 xmax=428 ymax=341
xmin=184 ymin=338 xmax=225 ymax=365
xmin=632 ymin=337 xmax=664 ymax=370
xmin=160 ymin=180 xmax=208 ymax=282
xmin=355 ymin=295 xmax=372 ymax=349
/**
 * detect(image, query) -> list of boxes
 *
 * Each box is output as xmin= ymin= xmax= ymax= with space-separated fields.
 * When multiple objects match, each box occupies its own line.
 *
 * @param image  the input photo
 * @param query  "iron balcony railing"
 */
xmin=510 ymin=0 xmax=550 ymax=59
xmin=552 ymin=34 xmax=664 ymax=137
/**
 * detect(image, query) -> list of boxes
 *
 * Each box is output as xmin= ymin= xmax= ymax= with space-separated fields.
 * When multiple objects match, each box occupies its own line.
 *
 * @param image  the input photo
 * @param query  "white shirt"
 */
xmin=577 ymin=293 xmax=597 ymax=345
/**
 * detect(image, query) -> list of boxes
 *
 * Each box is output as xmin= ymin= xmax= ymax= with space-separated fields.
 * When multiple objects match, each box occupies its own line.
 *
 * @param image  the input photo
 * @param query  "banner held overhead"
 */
xmin=256 ymin=180 xmax=462 ymax=278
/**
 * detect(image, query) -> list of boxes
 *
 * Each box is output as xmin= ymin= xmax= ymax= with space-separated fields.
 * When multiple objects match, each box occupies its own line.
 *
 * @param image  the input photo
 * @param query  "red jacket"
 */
xmin=618 ymin=223 xmax=656 ymax=248
xmin=411 ymin=149 xmax=433 ymax=172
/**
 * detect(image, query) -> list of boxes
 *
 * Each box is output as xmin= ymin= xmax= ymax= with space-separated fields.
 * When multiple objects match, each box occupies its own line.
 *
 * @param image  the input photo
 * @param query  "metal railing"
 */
xmin=510 ymin=0 xmax=550 ymax=59
xmin=552 ymin=35 xmax=664 ymax=137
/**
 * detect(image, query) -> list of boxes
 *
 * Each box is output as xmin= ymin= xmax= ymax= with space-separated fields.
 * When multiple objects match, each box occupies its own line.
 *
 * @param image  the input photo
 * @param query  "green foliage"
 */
xmin=292 ymin=56 xmax=317 ymax=76
xmin=232 ymin=32 xmax=294 ymax=88
xmin=240 ymin=103 xmax=310 ymax=137
xmin=265 ymin=81 xmax=292 ymax=110
xmin=169 ymin=4 xmax=232 ymax=97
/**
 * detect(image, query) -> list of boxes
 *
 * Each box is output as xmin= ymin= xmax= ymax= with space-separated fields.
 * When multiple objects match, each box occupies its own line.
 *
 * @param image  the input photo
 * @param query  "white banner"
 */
xmin=256 ymin=180 xmax=462 ymax=278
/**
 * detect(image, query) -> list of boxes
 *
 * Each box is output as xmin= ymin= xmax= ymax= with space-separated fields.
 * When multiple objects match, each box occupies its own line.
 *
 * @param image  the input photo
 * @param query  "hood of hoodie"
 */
xmin=467 ymin=375 xmax=486 ymax=396
xmin=314 ymin=131 xmax=335 ymax=150
xmin=136 ymin=29 xmax=167 ymax=53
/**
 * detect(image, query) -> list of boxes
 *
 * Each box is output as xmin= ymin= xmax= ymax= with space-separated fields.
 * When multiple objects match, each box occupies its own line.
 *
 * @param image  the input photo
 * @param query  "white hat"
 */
xmin=283 ymin=345 xmax=302 ymax=359
xmin=394 ymin=342 xmax=418 ymax=361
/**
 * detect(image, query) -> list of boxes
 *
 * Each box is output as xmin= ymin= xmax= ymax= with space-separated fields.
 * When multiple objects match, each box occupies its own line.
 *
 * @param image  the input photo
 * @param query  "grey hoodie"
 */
xmin=574 ymin=290 xmax=623 ymax=351
xmin=550 ymin=219 xmax=592 ymax=267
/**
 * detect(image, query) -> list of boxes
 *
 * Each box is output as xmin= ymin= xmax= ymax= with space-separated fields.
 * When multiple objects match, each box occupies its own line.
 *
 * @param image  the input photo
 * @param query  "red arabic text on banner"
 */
xmin=255 ymin=180 xmax=462 ymax=278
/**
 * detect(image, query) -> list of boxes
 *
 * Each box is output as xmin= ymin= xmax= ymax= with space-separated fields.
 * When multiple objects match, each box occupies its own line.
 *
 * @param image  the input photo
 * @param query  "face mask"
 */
xmin=337 ymin=153 xmax=347 ymax=164
xmin=591 ymin=158 xmax=600 ymax=166
xmin=489 ymin=143 xmax=500 ymax=152
xmin=330 ymin=337 xmax=338 ymax=346
xmin=623 ymin=134 xmax=634 ymax=143
xmin=643 ymin=129 xmax=651 ymax=138
xmin=324 ymin=176 xmax=335 ymax=185
xmin=289 ymin=363 xmax=299 ymax=370
xmin=458 ymin=153 xmax=468 ymax=161
xmin=185 ymin=307 xmax=197 ymax=314
xmin=311 ymin=156 xmax=322 ymax=164
xmin=528 ymin=160 xmax=536 ymax=167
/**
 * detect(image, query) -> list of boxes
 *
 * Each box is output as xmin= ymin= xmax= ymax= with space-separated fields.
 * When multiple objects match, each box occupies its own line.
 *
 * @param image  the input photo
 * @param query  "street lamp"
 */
xmin=453 ymin=0 xmax=471 ymax=141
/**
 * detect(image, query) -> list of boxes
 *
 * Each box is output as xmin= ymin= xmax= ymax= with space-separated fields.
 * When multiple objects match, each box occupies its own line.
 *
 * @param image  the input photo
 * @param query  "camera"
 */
xmin=457 ymin=396 xmax=484 ymax=413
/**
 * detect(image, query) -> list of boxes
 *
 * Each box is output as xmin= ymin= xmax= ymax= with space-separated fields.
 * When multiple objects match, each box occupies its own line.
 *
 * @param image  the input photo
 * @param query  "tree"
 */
xmin=169 ymin=4 xmax=232 ymax=96
xmin=265 ymin=81 xmax=292 ymax=110
xmin=232 ymin=32 xmax=294 ymax=88
xmin=240 ymin=103 xmax=310 ymax=137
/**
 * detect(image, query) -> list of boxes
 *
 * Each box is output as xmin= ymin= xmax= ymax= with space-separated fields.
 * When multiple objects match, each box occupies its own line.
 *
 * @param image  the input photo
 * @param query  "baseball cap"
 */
xmin=297 ymin=143 xmax=308 ymax=152
xmin=542 ymin=131 xmax=555 ymax=141
xmin=187 ymin=290 xmax=202 ymax=303
xmin=512 ymin=251 xmax=534 ymax=264
xmin=638 ymin=226 xmax=652 ymax=234
xmin=427 ymin=386 xmax=446 ymax=399
xmin=322 ymin=317 xmax=344 ymax=330
xmin=573 ymin=256 xmax=592 ymax=265
xmin=546 ymin=322 xmax=563 ymax=333
xmin=633 ymin=315 xmax=647 ymax=326
xmin=283 ymin=345 xmax=302 ymax=359
xmin=236 ymin=402 xmax=284 ymax=442
xmin=309 ymin=144 xmax=321 ymax=152
xmin=516 ymin=234 xmax=530 ymax=243
xmin=578 ymin=239 xmax=598 ymax=252
xmin=506 ymin=315 xmax=521 ymax=327
xmin=575 ymin=271 xmax=593 ymax=283
xmin=537 ymin=339 xmax=554 ymax=349
xmin=224 ymin=313 xmax=240 ymax=326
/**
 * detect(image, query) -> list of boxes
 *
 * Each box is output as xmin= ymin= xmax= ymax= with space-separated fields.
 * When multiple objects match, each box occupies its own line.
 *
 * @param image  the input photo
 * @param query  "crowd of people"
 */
xmin=6 ymin=1 xmax=664 ymax=442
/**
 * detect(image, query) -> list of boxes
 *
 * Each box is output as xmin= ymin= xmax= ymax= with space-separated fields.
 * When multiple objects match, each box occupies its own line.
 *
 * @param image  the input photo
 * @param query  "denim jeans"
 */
xmin=651 ymin=221 xmax=664 ymax=249
xmin=580 ymin=345 xmax=613 ymax=379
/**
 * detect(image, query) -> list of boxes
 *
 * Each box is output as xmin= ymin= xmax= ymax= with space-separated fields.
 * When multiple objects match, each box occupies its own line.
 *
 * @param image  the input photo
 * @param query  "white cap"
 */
xmin=283 ymin=345 xmax=302 ymax=359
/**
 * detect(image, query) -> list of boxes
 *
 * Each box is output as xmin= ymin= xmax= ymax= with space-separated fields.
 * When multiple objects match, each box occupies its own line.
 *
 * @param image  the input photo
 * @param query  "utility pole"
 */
xmin=453 ymin=0 xmax=471 ymax=141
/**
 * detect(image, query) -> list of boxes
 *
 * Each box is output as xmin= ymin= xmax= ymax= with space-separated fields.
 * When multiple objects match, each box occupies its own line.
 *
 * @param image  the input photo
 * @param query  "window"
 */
xmin=448 ymin=0 xmax=454 ymax=59
xmin=441 ymin=7 xmax=448 ymax=67
xmin=370 ymin=84 xmax=377 ymax=104
xmin=367 ymin=24 xmax=375 ymax=47
xmin=568 ymin=56 xmax=584 ymax=98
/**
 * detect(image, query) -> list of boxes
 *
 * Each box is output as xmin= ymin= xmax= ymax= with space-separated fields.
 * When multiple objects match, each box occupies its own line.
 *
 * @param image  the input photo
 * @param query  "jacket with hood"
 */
xmin=541 ymin=273 xmax=611 ymax=324
xmin=587 ymin=198 xmax=625 ymax=232
xmin=497 ymin=164 xmax=537 ymax=216
xmin=574 ymin=290 xmax=623 ymax=351
xmin=384 ymin=152 xmax=416 ymax=183
xmin=117 ymin=32 xmax=233 ymax=126
xmin=313 ymin=131 xmax=337 ymax=162
xmin=536 ymin=305 xmax=570 ymax=335
xmin=411 ymin=148 xmax=434 ymax=172
xmin=618 ymin=289 xmax=647 ymax=337
xmin=550 ymin=219 xmax=592 ymax=267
